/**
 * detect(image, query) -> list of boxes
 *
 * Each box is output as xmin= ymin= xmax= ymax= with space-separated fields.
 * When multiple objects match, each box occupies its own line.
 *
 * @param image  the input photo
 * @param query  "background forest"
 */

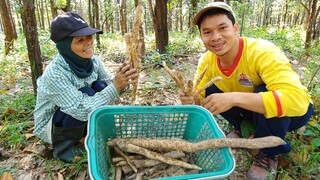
xmin=0 ymin=0 xmax=319 ymax=179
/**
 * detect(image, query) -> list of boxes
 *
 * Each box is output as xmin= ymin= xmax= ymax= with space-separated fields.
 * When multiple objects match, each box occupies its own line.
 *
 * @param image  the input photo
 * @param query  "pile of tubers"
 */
xmin=106 ymin=137 xmax=286 ymax=179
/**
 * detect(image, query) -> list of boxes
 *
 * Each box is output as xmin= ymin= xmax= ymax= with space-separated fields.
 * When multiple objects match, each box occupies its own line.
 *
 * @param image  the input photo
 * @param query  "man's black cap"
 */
xmin=50 ymin=12 xmax=103 ymax=43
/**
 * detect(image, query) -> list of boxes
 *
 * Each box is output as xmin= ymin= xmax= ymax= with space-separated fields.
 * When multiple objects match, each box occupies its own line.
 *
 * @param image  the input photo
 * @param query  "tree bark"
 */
xmin=103 ymin=0 xmax=111 ymax=33
xmin=120 ymin=0 xmax=127 ymax=36
xmin=261 ymin=0 xmax=267 ymax=26
xmin=115 ymin=0 xmax=120 ymax=32
xmin=21 ymin=0 xmax=43 ymax=95
xmin=45 ymin=0 xmax=51 ymax=28
xmin=189 ymin=0 xmax=198 ymax=33
xmin=0 ymin=0 xmax=17 ymax=55
xmin=39 ymin=0 xmax=45 ymax=29
xmin=302 ymin=0 xmax=318 ymax=49
xmin=179 ymin=0 xmax=183 ymax=31
xmin=282 ymin=0 xmax=288 ymax=29
xmin=88 ymin=0 xmax=93 ymax=27
xmin=168 ymin=1 xmax=172 ymax=31
xmin=314 ymin=11 xmax=320 ymax=41
xmin=93 ymin=0 xmax=101 ymax=48
xmin=311 ymin=0 xmax=320 ymax=40
xmin=148 ymin=0 xmax=168 ymax=53
xmin=50 ymin=0 xmax=57 ymax=18
xmin=36 ymin=0 xmax=43 ymax=29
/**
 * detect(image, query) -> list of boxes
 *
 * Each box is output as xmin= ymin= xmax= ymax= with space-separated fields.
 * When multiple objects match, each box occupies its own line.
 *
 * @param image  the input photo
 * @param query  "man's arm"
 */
xmin=202 ymin=92 xmax=265 ymax=115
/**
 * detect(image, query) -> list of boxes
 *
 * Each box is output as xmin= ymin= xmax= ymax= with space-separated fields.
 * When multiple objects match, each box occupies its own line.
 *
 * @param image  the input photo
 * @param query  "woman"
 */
xmin=34 ymin=12 xmax=138 ymax=162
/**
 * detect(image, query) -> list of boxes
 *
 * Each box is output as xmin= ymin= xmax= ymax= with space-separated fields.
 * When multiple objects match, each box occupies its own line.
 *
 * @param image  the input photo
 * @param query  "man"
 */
xmin=34 ymin=12 xmax=138 ymax=163
xmin=180 ymin=2 xmax=313 ymax=180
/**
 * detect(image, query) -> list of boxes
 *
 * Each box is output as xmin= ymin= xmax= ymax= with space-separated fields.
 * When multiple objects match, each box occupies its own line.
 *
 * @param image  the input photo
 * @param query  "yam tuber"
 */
xmin=162 ymin=61 xmax=222 ymax=100
xmin=108 ymin=136 xmax=286 ymax=152
xmin=116 ymin=142 xmax=202 ymax=170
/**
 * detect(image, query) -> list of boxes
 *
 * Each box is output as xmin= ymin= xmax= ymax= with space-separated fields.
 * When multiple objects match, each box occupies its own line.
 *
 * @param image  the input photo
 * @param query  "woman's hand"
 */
xmin=114 ymin=61 xmax=138 ymax=92
xmin=179 ymin=91 xmax=200 ymax=105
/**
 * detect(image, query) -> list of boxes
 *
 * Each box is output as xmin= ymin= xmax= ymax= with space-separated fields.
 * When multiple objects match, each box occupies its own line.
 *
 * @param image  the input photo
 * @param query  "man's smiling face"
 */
xmin=200 ymin=14 xmax=239 ymax=57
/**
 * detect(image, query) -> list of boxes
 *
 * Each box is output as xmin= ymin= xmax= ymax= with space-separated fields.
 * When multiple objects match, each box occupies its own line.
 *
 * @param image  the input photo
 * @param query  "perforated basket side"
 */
xmin=113 ymin=110 xmax=188 ymax=139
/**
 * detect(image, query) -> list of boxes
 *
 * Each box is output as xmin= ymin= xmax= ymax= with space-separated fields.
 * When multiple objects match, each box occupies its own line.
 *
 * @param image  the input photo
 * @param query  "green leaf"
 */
xmin=240 ymin=119 xmax=255 ymax=138
xmin=303 ymin=129 xmax=315 ymax=136
xmin=311 ymin=138 xmax=320 ymax=149
xmin=313 ymin=124 xmax=320 ymax=131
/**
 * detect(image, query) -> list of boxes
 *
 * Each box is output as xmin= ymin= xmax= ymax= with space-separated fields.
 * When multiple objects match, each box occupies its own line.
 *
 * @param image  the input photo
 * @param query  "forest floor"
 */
xmin=0 ymin=53 xmax=312 ymax=180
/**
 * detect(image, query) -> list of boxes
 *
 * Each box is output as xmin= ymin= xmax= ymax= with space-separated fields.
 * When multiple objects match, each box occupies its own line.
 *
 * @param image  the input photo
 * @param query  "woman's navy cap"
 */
xmin=50 ymin=12 xmax=103 ymax=43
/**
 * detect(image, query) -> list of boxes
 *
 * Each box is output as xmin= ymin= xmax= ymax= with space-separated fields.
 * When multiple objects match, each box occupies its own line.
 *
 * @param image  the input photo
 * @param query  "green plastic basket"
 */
xmin=85 ymin=105 xmax=235 ymax=180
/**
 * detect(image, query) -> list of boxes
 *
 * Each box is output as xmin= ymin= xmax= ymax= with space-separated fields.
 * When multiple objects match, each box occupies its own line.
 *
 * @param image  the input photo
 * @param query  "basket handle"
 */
xmin=85 ymin=134 xmax=96 ymax=151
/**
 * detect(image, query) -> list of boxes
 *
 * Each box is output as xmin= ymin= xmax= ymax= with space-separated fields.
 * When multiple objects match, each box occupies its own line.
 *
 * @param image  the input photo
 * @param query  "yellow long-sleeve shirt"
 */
xmin=195 ymin=37 xmax=312 ymax=118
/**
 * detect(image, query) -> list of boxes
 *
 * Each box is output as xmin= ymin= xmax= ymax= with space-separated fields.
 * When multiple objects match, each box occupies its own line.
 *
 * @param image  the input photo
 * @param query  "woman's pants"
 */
xmin=50 ymin=80 xmax=108 ymax=162
xmin=52 ymin=80 xmax=108 ymax=129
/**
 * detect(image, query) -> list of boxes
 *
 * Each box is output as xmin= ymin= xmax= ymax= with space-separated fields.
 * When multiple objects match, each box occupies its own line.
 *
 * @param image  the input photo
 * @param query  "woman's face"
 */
xmin=71 ymin=35 xmax=94 ymax=58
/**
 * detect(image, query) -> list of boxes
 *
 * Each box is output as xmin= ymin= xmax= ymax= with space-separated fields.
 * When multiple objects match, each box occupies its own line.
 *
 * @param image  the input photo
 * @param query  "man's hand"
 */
xmin=202 ymin=93 xmax=235 ymax=114
xmin=114 ymin=61 xmax=138 ymax=92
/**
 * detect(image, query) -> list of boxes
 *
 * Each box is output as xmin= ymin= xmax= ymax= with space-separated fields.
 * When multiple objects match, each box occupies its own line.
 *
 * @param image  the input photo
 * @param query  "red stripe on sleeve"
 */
xmin=272 ymin=91 xmax=283 ymax=117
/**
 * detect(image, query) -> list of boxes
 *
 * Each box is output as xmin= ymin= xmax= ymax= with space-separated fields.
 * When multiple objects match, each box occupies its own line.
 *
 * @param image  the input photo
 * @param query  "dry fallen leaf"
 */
xmin=58 ymin=172 xmax=64 ymax=180
xmin=25 ymin=133 xmax=34 ymax=140
xmin=72 ymin=156 xmax=82 ymax=164
xmin=50 ymin=172 xmax=64 ymax=180
xmin=23 ymin=143 xmax=39 ymax=154
xmin=75 ymin=170 xmax=87 ymax=180
xmin=0 ymin=172 xmax=12 ymax=180
xmin=17 ymin=154 xmax=37 ymax=170
xmin=5 ymin=108 xmax=15 ymax=115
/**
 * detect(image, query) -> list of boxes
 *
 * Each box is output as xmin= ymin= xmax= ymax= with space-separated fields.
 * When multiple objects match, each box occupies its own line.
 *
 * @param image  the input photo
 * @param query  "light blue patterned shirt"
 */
xmin=34 ymin=53 xmax=119 ymax=143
